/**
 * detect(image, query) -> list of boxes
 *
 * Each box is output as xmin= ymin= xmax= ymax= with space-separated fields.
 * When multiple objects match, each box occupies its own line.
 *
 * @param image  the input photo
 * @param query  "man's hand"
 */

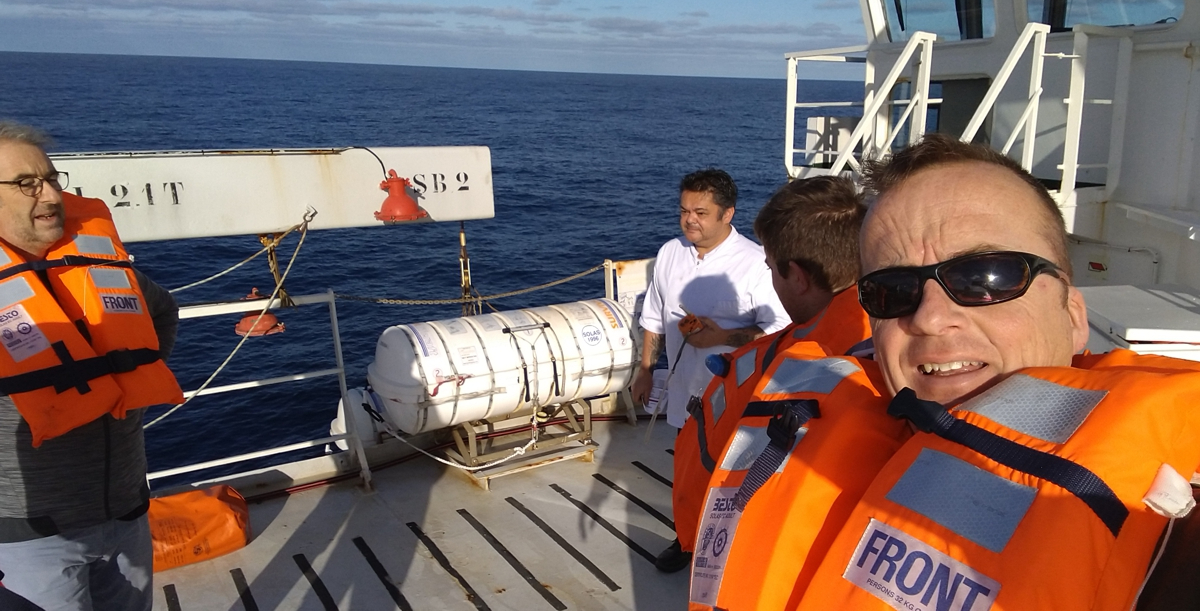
xmin=685 ymin=317 xmax=764 ymax=349
xmin=685 ymin=316 xmax=728 ymax=348
xmin=631 ymin=366 xmax=654 ymax=407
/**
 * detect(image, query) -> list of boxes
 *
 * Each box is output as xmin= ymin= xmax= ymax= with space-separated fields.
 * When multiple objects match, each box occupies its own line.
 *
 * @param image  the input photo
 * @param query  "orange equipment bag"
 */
xmin=149 ymin=484 xmax=251 ymax=572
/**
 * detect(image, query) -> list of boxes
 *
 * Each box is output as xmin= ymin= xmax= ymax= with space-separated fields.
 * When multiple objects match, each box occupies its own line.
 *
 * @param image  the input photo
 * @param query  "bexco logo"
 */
xmin=0 ymin=309 xmax=20 ymax=324
xmin=844 ymin=520 xmax=999 ymax=611
xmin=581 ymin=325 xmax=602 ymax=346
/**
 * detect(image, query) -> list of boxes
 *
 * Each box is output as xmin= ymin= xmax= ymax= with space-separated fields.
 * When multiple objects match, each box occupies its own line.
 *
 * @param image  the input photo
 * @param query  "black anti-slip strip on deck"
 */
xmin=229 ymin=568 xmax=259 ymax=611
xmin=352 ymin=536 xmax=414 ymax=611
xmin=162 ymin=584 xmax=181 ymax=611
xmin=591 ymin=473 xmax=674 ymax=530
xmin=406 ymin=521 xmax=491 ymax=611
xmin=457 ymin=508 xmax=568 ymax=611
xmin=293 ymin=554 xmax=339 ymax=610
xmin=665 ymin=448 xmax=675 ymax=455
xmin=549 ymin=483 xmax=657 ymax=564
xmin=631 ymin=460 xmax=673 ymax=488
xmin=505 ymin=496 xmax=621 ymax=591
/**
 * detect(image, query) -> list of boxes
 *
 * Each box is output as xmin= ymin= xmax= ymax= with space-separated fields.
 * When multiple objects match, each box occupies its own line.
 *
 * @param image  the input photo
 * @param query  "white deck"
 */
xmin=154 ymin=420 xmax=688 ymax=610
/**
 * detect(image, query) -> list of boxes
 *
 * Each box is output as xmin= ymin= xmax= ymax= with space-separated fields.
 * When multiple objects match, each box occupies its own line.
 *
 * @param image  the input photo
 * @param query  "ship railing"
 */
xmin=1056 ymin=24 xmax=1135 ymax=205
xmin=145 ymin=290 xmax=374 ymax=489
xmin=960 ymin=22 xmax=1051 ymax=172
xmin=785 ymin=32 xmax=939 ymax=179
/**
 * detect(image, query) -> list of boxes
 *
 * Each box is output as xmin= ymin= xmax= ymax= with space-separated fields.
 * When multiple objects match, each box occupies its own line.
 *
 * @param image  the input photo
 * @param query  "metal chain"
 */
xmin=335 ymin=263 xmax=606 ymax=305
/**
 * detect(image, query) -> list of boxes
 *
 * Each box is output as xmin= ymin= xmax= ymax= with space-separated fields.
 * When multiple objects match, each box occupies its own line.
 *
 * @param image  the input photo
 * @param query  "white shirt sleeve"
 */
xmin=748 ymin=254 xmax=790 ymax=335
xmin=639 ymin=249 xmax=667 ymax=335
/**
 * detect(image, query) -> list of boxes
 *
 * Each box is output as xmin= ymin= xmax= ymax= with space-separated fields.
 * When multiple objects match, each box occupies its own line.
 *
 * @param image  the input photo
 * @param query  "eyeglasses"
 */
xmin=858 ymin=251 xmax=1064 ymax=319
xmin=0 ymin=172 xmax=69 ymax=197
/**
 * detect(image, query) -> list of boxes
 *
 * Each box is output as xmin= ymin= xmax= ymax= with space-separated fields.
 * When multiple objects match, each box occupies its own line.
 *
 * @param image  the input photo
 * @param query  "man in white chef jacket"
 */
xmin=630 ymin=168 xmax=788 ymax=572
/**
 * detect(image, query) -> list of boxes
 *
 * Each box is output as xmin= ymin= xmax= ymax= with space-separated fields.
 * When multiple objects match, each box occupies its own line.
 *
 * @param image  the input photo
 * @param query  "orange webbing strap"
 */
xmin=149 ymin=484 xmax=251 ymax=572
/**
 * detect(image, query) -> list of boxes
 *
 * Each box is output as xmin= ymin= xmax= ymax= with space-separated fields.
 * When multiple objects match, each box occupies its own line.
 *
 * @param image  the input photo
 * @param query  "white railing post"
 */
xmin=327 ymin=289 xmax=373 ymax=489
xmin=1022 ymin=26 xmax=1049 ymax=170
xmin=1105 ymin=36 xmax=1133 ymax=197
xmin=1060 ymin=28 xmax=1090 ymax=203
xmin=910 ymin=37 xmax=935 ymax=144
xmin=785 ymin=56 xmax=800 ymax=177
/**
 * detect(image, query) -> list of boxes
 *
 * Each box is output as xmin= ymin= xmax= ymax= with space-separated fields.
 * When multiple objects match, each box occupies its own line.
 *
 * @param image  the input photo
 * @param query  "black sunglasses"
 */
xmin=858 ymin=251 xmax=1064 ymax=319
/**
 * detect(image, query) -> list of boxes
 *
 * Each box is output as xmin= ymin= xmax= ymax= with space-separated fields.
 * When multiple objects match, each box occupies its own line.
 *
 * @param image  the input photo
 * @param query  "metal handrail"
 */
xmin=827 ymin=32 xmax=937 ymax=176
xmin=960 ymin=22 xmax=1050 ymax=171
xmin=146 ymin=290 xmax=373 ymax=488
xmin=1060 ymin=24 xmax=1134 ymax=203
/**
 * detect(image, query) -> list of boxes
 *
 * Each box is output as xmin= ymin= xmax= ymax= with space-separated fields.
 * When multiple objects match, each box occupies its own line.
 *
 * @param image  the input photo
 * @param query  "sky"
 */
xmin=0 ymin=0 xmax=868 ymax=78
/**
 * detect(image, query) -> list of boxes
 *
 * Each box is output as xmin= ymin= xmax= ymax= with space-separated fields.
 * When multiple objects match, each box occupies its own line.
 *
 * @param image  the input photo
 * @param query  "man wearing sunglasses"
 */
xmin=0 ymin=123 xmax=183 ymax=611
xmin=793 ymin=134 xmax=1200 ymax=610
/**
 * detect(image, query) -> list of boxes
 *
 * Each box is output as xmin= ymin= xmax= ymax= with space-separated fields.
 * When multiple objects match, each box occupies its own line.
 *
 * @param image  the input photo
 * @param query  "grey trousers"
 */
xmin=0 ymin=514 xmax=152 ymax=611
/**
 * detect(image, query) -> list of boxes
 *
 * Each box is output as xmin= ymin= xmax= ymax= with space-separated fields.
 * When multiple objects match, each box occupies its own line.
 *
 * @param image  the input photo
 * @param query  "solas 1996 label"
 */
xmin=843 ymin=519 xmax=1000 ymax=611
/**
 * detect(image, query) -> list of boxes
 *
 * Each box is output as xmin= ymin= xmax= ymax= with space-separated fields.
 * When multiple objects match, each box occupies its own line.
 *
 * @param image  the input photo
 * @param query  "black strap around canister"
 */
xmin=887 ymin=387 xmax=1127 ymax=537
xmin=732 ymin=399 xmax=820 ymax=511
xmin=0 ymin=256 xmax=131 ymax=285
xmin=0 ymin=342 xmax=161 ymax=396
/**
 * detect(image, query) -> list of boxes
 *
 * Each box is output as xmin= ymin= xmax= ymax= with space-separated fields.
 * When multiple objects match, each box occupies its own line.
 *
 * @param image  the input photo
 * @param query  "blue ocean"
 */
xmin=0 ymin=51 xmax=858 ymax=484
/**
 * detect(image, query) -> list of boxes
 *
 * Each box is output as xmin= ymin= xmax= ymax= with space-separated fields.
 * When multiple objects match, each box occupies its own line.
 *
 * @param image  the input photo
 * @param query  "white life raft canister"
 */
xmin=368 ymin=299 xmax=635 ymax=434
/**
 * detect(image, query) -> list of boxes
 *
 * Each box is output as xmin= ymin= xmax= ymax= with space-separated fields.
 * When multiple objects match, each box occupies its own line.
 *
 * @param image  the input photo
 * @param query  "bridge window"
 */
xmin=884 ymin=0 xmax=995 ymax=42
xmin=1028 ymin=0 xmax=1185 ymax=31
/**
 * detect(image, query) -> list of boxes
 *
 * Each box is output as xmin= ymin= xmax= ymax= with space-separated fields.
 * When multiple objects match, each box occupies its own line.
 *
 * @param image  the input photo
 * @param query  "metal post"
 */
xmin=1060 ymin=29 xmax=1089 ymax=206
xmin=1023 ymin=26 xmax=1048 ymax=170
xmin=785 ymin=57 xmax=799 ymax=177
xmin=327 ymin=290 xmax=373 ymax=490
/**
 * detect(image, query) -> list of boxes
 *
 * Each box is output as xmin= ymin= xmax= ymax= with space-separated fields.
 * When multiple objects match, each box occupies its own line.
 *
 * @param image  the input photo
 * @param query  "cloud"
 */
xmin=815 ymin=0 xmax=858 ymax=9
xmin=533 ymin=0 xmax=561 ymax=5
xmin=680 ymin=10 xmax=708 ymax=17
xmin=584 ymin=16 xmax=664 ymax=35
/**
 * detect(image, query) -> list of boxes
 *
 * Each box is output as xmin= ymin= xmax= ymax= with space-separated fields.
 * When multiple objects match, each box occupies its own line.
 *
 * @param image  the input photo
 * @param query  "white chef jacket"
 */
xmin=639 ymin=226 xmax=789 ymax=428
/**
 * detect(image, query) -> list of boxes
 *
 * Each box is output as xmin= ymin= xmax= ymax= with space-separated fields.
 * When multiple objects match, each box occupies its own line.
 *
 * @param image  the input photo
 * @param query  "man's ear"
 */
xmin=1067 ymin=285 xmax=1090 ymax=353
xmin=786 ymin=261 xmax=811 ymax=294
xmin=721 ymin=206 xmax=735 ymax=224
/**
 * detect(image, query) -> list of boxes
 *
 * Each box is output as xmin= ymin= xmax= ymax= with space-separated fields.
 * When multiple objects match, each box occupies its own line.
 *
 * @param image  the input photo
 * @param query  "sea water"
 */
xmin=0 ymin=51 xmax=859 ymax=482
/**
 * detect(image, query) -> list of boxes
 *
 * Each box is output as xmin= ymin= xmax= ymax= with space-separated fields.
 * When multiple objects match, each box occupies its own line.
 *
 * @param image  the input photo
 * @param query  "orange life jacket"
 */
xmin=0 ymin=193 xmax=183 ymax=446
xmin=688 ymin=354 xmax=909 ymax=610
xmin=798 ymin=349 xmax=1200 ymax=611
xmin=673 ymin=288 xmax=872 ymax=553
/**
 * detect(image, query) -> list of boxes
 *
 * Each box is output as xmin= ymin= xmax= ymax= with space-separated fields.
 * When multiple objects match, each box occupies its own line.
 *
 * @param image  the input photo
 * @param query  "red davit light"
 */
xmin=375 ymin=169 xmax=428 ymax=224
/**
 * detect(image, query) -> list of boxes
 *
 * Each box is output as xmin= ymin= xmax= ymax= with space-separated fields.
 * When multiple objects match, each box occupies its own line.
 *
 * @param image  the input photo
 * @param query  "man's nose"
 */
xmin=905 ymin=278 xmax=965 ymax=334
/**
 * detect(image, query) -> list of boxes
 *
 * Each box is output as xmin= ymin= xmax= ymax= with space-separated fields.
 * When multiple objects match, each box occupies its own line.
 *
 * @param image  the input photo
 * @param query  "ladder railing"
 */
xmin=783 ymin=32 xmax=938 ymax=179
xmin=1058 ymin=24 xmax=1134 ymax=203
xmin=960 ymin=22 xmax=1050 ymax=171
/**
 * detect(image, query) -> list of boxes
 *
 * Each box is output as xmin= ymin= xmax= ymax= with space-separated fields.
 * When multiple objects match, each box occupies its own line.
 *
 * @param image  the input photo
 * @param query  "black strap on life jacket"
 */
xmin=0 ymin=256 xmax=131 ymax=285
xmin=732 ymin=399 xmax=820 ymax=511
xmin=887 ymin=387 xmax=1127 ymax=537
xmin=686 ymin=395 xmax=717 ymax=473
xmin=0 ymin=341 xmax=161 ymax=396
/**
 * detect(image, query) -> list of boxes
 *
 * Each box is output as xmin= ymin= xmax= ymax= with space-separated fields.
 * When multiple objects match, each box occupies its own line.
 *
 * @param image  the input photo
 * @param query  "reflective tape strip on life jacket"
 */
xmin=0 ymin=345 xmax=161 ymax=396
xmin=733 ymin=399 xmax=820 ymax=511
xmin=735 ymin=348 xmax=758 ymax=387
xmin=957 ymin=373 xmax=1107 ymax=443
xmin=886 ymin=448 xmax=1037 ymax=552
xmin=887 ymin=387 xmax=1128 ymax=537
xmin=761 ymin=357 xmax=861 ymax=395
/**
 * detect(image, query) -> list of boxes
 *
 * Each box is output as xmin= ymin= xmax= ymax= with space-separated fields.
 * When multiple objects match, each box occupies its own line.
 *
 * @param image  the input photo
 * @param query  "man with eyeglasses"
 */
xmin=0 ymin=122 xmax=183 ymax=611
